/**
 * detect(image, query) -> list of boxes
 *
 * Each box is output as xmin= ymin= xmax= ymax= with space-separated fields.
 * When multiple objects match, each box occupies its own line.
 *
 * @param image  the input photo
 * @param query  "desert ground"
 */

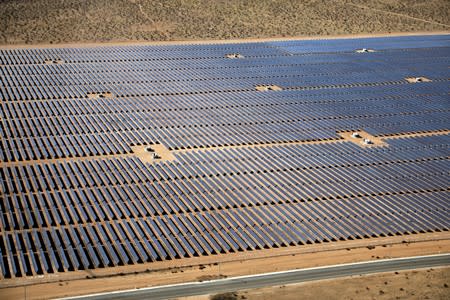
xmin=186 ymin=267 xmax=450 ymax=300
xmin=0 ymin=0 xmax=449 ymax=45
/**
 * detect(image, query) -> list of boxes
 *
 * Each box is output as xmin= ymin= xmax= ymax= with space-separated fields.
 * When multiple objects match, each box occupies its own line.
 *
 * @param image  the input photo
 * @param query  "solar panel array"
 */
xmin=1 ymin=35 xmax=449 ymax=279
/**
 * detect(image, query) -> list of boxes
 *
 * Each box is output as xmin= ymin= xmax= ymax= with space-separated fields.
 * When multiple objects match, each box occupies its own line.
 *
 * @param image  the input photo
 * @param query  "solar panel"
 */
xmin=0 ymin=34 xmax=449 ymax=279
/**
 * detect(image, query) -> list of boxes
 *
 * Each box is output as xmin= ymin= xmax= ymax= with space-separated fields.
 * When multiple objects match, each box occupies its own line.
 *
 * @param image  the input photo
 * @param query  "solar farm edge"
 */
xmin=1 ymin=232 xmax=449 ymax=289
xmin=0 ymin=31 xmax=448 ymax=50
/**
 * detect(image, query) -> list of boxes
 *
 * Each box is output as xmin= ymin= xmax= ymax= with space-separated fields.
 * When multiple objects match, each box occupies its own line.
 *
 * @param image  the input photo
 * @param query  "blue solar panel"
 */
xmin=268 ymin=34 xmax=450 ymax=54
xmin=0 ymin=34 xmax=449 ymax=279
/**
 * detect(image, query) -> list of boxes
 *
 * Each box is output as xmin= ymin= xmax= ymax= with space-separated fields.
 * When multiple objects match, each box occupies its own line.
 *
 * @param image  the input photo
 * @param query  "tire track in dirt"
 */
xmin=346 ymin=2 xmax=450 ymax=28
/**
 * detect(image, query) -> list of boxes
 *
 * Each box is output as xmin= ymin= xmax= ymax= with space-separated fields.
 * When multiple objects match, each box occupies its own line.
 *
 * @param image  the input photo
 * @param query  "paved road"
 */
xmin=65 ymin=254 xmax=450 ymax=300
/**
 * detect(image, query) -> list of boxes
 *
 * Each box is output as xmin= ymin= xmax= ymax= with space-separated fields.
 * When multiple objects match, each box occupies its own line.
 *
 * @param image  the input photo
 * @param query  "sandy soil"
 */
xmin=338 ymin=130 xmax=387 ymax=148
xmin=0 ymin=0 xmax=449 ymax=46
xmin=131 ymin=144 xmax=175 ymax=163
xmin=348 ymin=0 xmax=450 ymax=27
xmin=193 ymin=267 xmax=450 ymax=300
xmin=1 ymin=233 xmax=449 ymax=299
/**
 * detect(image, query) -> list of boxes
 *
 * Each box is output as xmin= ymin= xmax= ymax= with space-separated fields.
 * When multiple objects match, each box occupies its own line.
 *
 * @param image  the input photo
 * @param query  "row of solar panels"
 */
xmin=0 ymin=46 xmax=286 ymax=65
xmin=0 ymin=131 xmax=132 ymax=162
xmin=3 ymin=134 xmax=447 ymax=195
xmin=2 ymin=48 xmax=449 ymax=81
xmin=3 ymin=94 xmax=444 ymax=124
xmin=2 ymin=112 xmax=449 ymax=162
xmin=2 ymin=81 xmax=448 ymax=120
xmin=1 ymin=164 xmax=448 ymax=233
xmin=2 ymin=137 xmax=449 ymax=210
xmin=1 ymin=43 xmax=449 ymax=101
xmin=0 ymin=42 xmax=276 ymax=56
xmin=2 ymin=54 xmax=447 ymax=89
xmin=2 ymin=156 xmax=448 ymax=215
xmin=174 ymin=138 xmax=450 ymax=172
xmin=387 ymin=135 xmax=450 ymax=155
xmin=3 ymin=62 xmax=385 ymax=86
xmin=269 ymin=35 xmax=450 ymax=53
xmin=2 ymin=66 xmax=448 ymax=101
xmin=1 ymin=34 xmax=448 ymax=64
xmin=3 ymin=95 xmax=448 ymax=139
xmin=1 ymin=189 xmax=448 ymax=278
